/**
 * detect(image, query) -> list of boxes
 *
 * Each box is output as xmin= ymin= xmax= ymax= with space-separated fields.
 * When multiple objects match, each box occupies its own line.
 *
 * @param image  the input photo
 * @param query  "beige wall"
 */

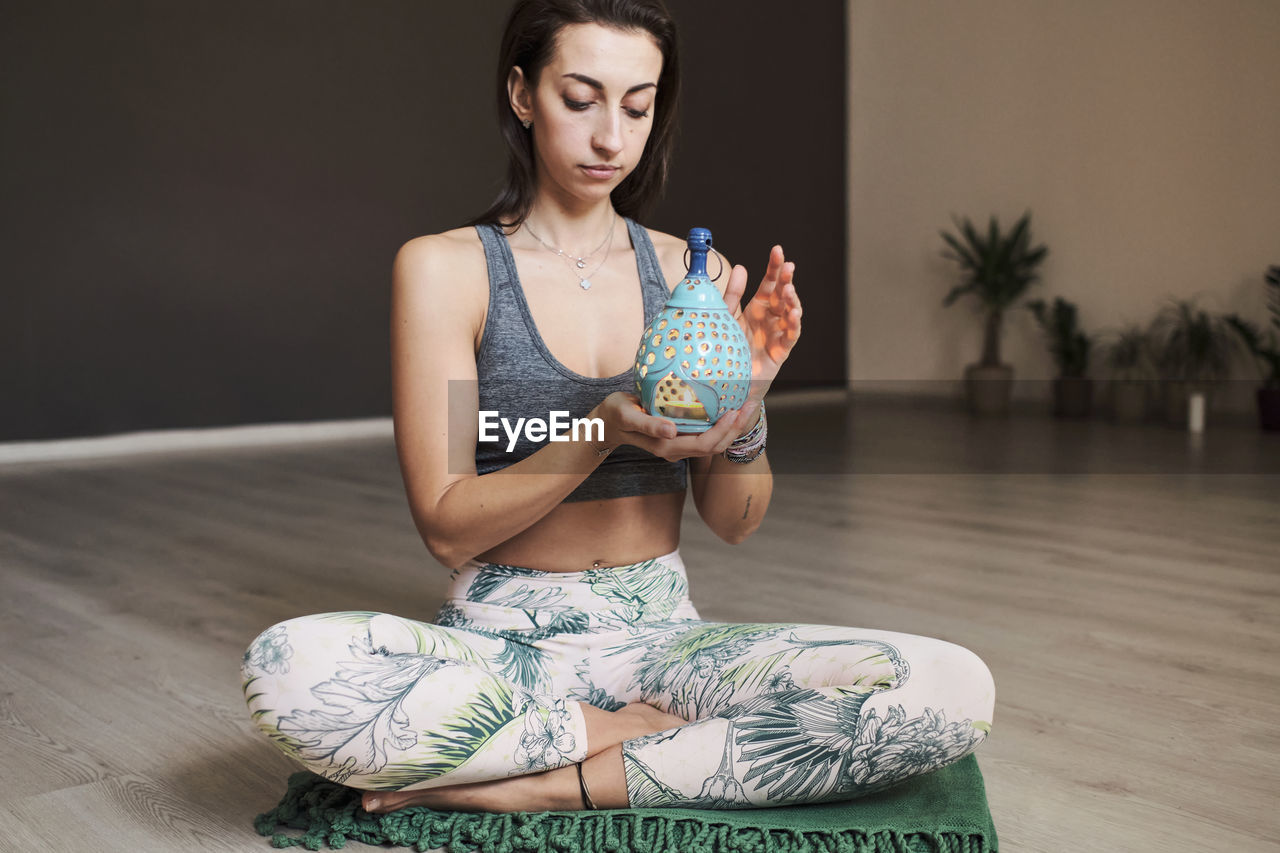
xmin=848 ymin=0 xmax=1280 ymax=411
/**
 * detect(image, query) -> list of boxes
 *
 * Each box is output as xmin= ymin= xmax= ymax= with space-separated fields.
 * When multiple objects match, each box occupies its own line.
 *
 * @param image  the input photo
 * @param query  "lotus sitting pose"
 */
xmin=242 ymin=0 xmax=995 ymax=814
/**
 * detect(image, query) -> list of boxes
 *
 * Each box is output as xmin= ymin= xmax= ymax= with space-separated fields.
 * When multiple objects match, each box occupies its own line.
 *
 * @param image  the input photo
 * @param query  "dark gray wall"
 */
xmin=1 ymin=1 xmax=845 ymax=442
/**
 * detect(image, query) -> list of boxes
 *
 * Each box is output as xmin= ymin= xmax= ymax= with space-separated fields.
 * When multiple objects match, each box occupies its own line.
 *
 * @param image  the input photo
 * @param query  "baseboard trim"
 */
xmin=0 ymin=418 xmax=394 ymax=466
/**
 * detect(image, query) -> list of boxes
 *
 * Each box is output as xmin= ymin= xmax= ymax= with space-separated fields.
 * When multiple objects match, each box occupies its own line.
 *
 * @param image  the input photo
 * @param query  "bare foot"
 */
xmin=362 ymin=768 xmax=578 ymax=814
xmin=614 ymin=701 xmax=687 ymax=733
xmin=361 ymin=703 xmax=688 ymax=814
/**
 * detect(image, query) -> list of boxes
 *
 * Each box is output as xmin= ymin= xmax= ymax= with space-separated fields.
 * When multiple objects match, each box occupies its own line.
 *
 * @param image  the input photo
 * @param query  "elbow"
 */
xmin=425 ymin=537 xmax=471 ymax=572
xmin=415 ymin=515 xmax=473 ymax=572
xmin=409 ymin=482 xmax=479 ymax=571
xmin=717 ymin=519 xmax=762 ymax=546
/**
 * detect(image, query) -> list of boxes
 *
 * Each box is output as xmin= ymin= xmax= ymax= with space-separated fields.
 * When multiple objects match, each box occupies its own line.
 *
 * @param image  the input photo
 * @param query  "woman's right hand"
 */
xmin=591 ymin=392 xmax=746 ymax=462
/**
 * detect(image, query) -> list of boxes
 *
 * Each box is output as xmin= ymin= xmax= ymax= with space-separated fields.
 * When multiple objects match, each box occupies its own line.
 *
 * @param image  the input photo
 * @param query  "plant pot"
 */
xmin=1259 ymin=387 xmax=1280 ymax=432
xmin=1052 ymin=377 xmax=1093 ymax=418
xmin=1110 ymin=380 xmax=1148 ymax=423
xmin=964 ymin=363 xmax=1014 ymax=416
xmin=1162 ymin=381 xmax=1189 ymax=426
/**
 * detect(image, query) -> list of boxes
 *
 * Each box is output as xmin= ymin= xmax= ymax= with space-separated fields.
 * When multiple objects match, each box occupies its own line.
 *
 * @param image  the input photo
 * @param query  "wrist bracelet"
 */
xmin=728 ymin=402 xmax=766 ymax=447
xmin=576 ymin=761 xmax=598 ymax=810
xmin=724 ymin=402 xmax=767 ymax=464
xmin=724 ymin=424 xmax=766 ymax=463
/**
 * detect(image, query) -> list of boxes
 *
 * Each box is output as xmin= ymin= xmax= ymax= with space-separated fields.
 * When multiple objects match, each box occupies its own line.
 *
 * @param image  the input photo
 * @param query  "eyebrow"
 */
xmin=561 ymin=73 xmax=656 ymax=95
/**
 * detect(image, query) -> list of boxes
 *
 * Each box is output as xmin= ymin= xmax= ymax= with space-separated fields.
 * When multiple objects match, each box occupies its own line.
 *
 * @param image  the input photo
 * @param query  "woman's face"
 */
xmin=511 ymin=23 xmax=664 ymax=204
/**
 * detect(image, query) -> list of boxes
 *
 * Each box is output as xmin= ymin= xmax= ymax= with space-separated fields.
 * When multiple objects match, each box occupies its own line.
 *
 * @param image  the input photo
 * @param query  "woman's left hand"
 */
xmin=722 ymin=245 xmax=803 ymax=404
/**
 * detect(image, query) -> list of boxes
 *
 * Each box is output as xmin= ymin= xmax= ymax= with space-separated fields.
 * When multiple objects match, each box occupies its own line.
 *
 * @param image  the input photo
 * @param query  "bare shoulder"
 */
xmin=393 ymin=226 xmax=490 ymax=301
xmin=392 ymin=225 xmax=490 ymax=347
xmin=395 ymin=225 xmax=485 ymax=279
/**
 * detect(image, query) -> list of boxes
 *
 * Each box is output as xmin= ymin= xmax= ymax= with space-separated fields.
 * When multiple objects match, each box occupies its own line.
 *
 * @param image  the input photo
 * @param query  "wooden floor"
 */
xmin=1 ymin=394 xmax=1277 ymax=852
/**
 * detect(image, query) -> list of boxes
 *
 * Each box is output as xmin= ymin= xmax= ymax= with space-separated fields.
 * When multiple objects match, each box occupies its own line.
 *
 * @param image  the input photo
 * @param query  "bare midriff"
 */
xmin=474 ymin=489 xmax=684 ymax=572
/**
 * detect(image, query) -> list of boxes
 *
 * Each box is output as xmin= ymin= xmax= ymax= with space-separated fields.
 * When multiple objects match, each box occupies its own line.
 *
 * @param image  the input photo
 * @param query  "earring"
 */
xmin=522 ymin=118 xmax=532 ymax=129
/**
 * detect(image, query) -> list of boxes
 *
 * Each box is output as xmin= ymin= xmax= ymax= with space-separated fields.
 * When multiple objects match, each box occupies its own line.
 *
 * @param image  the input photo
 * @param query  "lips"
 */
xmin=580 ymin=165 xmax=620 ymax=178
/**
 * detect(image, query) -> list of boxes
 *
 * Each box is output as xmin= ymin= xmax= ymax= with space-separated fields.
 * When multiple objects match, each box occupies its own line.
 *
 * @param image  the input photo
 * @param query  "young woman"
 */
xmin=242 ymin=0 xmax=994 ymax=814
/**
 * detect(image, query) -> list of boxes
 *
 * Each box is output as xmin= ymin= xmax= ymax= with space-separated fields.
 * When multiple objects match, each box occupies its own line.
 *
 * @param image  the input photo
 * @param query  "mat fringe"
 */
xmin=254 ymin=771 xmax=991 ymax=853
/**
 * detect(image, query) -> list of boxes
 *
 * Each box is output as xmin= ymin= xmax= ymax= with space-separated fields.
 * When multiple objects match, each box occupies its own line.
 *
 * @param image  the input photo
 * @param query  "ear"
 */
xmin=507 ymin=66 xmax=534 ymax=125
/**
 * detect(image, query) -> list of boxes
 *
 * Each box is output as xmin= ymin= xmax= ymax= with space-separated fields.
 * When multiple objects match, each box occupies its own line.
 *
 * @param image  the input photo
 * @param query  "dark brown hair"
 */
xmin=466 ymin=0 xmax=681 ymax=229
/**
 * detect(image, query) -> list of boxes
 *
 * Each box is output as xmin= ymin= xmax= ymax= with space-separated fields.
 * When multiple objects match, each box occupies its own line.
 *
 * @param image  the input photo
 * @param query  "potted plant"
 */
xmin=1149 ymin=297 xmax=1236 ymax=427
xmin=1224 ymin=265 xmax=1280 ymax=431
xmin=1099 ymin=322 xmax=1156 ymax=423
xmin=940 ymin=211 xmax=1049 ymax=416
xmin=1026 ymin=296 xmax=1095 ymax=417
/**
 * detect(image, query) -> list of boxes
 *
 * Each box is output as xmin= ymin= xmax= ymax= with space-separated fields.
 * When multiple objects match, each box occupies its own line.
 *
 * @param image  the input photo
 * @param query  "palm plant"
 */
xmin=1223 ymin=265 xmax=1280 ymax=430
xmin=1026 ymin=297 xmax=1093 ymax=378
xmin=1223 ymin=265 xmax=1280 ymax=390
xmin=940 ymin=210 xmax=1049 ymax=367
xmin=1026 ymin=296 xmax=1094 ymax=416
xmin=1100 ymin=323 xmax=1156 ymax=382
xmin=1149 ymin=297 xmax=1237 ymax=427
xmin=1100 ymin=322 xmax=1157 ymax=423
xmin=1149 ymin=298 xmax=1235 ymax=385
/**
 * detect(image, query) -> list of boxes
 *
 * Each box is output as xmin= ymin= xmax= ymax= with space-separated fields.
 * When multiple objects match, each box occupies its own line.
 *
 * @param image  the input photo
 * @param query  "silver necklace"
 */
xmin=523 ymin=210 xmax=616 ymax=290
xmin=572 ymin=218 xmax=616 ymax=291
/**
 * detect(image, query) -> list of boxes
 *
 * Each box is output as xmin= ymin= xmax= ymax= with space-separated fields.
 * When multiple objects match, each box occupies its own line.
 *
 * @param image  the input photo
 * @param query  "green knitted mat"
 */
xmin=253 ymin=754 xmax=997 ymax=852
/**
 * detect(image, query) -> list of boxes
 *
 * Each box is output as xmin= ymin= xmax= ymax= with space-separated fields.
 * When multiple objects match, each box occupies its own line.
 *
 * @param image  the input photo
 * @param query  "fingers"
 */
xmin=608 ymin=392 xmax=677 ymax=440
xmin=723 ymin=264 xmax=748 ymax=318
xmin=634 ymin=412 xmax=678 ymax=440
xmin=709 ymin=410 xmax=744 ymax=455
xmin=758 ymin=260 xmax=801 ymax=360
xmin=767 ymin=262 xmax=796 ymax=312
xmin=745 ymin=249 xmax=797 ymax=326
xmin=646 ymin=409 xmax=743 ymax=461
xmin=755 ymin=245 xmax=786 ymax=299
xmin=763 ymin=299 xmax=802 ymax=362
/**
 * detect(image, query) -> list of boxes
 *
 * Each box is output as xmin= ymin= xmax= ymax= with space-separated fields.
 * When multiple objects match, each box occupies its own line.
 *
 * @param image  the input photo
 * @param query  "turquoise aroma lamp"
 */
xmin=633 ymin=228 xmax=751 ymax=433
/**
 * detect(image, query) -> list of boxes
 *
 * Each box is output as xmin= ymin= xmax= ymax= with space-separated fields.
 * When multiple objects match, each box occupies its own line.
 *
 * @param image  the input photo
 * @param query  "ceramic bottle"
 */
xmin=633 ymin=227 xmax=751 ymax=433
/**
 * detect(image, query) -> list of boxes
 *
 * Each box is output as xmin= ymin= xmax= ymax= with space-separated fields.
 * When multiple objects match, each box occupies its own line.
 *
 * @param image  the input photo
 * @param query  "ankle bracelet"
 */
xmin=576 ymin=761 xmax=598 ymax=810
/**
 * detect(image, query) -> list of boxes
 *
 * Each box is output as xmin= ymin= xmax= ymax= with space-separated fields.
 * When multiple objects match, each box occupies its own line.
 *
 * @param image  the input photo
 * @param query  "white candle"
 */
xmin=1188 ymin=391 xmax=1206 ymax=433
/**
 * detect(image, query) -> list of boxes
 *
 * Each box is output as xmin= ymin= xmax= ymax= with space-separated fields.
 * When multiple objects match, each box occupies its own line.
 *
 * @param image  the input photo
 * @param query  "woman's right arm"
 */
xmin=391 ymin=235 xmax=616 ymax=569
xmin=391 ymin=236 xmax=748 ymax=570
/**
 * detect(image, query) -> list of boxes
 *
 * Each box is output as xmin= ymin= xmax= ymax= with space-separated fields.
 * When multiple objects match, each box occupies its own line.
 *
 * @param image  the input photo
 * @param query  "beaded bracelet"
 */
xmin=729 ymin=402 xmax=765 ymax=446
xmin=724 ymin=401 xmax=767 ymax=464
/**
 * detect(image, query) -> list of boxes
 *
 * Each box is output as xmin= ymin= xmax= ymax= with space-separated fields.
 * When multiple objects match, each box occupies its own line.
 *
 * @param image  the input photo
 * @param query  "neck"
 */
xmin=521 ymin=196 xmax=618 ymax=257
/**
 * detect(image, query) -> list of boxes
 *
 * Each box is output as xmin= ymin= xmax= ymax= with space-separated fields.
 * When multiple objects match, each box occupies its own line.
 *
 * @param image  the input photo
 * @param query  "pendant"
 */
xmin=579 ymin=279 xmax=591 ymax=290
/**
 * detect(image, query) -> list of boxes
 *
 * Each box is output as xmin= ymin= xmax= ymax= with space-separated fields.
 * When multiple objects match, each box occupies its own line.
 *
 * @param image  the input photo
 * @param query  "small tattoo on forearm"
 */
xmin=742 ymin=495 xmax=752 ymax=519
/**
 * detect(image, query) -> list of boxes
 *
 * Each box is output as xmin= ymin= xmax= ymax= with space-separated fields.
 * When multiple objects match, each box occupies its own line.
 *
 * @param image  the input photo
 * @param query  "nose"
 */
xmin=592 ymin=109 xmax=623 ymax=158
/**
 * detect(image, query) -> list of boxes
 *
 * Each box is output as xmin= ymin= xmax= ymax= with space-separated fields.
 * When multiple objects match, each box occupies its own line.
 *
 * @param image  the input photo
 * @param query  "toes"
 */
xmin=363 ymin=790 xmax=415 ymax=813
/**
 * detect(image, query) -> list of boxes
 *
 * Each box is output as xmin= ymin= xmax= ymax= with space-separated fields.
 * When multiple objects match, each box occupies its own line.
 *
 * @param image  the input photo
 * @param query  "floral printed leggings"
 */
xmin=242 ymin=549 xmax=995 ymax=809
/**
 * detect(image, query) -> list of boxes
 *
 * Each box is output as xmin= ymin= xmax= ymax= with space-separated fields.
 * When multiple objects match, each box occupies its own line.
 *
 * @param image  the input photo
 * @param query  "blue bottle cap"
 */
xmin=686 ymin=228 xmax=712 ymax=277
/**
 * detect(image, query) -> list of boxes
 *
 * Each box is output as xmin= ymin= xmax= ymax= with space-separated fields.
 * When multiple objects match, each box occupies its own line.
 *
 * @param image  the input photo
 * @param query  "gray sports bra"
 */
xmin=472 ymin=217 xmax=688 ymax=502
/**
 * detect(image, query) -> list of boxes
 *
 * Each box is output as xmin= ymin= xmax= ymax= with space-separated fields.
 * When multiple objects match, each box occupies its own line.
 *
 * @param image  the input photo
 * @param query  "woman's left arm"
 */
xmin=689 ymin=245 xmax=801 ymax=543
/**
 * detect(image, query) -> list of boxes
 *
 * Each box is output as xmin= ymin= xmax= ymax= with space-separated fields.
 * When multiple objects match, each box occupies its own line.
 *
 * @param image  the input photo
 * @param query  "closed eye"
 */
xmin=564 ymin=98 xmax=649 ymax=119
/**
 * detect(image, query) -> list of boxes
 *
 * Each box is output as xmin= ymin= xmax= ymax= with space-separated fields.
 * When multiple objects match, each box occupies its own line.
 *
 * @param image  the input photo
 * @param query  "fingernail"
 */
xmin=366 ymin=797 xmax=380 ymax=811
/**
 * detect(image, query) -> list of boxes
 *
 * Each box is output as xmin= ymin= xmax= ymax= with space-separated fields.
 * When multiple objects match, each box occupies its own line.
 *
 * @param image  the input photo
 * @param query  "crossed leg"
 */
xmin=594 ymin=620 xmax=995 ymax=808
xmin=241 ymin=612 xmax=679 ymax=812
xmin=368 ymin=618 xmax=994 ymax=812
xmin=243 ymin=614 xmax=993 ymax=813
